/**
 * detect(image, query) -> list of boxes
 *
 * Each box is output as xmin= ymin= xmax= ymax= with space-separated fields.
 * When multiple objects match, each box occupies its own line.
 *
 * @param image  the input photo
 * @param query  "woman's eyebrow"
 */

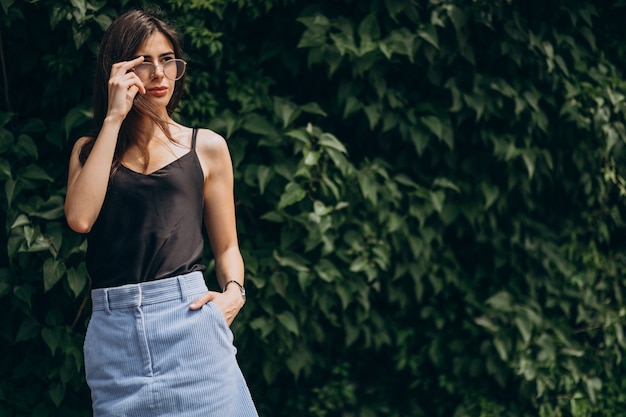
xmin=135 ymin=52 xmax=175 ymax=60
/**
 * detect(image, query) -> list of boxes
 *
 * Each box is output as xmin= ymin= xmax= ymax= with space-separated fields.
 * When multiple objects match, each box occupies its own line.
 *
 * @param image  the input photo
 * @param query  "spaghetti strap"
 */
xmin=191 ymin=128 xmax=198 ymax=150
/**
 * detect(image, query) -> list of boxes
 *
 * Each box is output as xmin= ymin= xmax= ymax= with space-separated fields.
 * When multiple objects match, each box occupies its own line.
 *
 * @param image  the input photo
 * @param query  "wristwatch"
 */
xmin=223 ymin=280 xmax=246 ymax=304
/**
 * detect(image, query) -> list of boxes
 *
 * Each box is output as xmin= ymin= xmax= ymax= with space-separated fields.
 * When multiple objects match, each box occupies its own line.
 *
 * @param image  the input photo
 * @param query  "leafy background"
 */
xmin=2 ymin=0 xmax=626 ymax=416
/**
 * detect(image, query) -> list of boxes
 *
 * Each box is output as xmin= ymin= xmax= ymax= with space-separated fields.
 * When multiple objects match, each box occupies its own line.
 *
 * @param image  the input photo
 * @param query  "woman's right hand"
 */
xmin=106 ymin=56 xmax=147 ymax=119
xmin=65 ymin=56 xmax=147 ymax=233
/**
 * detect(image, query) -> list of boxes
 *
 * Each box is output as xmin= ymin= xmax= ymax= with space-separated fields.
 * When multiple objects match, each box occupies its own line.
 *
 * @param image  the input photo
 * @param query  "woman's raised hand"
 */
xmin=106 ymin=56 xmax=147 ymax=120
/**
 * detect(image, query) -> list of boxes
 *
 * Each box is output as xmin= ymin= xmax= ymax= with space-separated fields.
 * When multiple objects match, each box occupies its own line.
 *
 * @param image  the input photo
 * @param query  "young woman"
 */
xmin=64 ymin=10 xmax=258 ymax=417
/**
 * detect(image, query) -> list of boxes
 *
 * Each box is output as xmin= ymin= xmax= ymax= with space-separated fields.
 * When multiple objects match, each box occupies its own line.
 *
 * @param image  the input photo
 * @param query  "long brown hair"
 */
xmin=79 ymin=9 xmax=186 ymax=173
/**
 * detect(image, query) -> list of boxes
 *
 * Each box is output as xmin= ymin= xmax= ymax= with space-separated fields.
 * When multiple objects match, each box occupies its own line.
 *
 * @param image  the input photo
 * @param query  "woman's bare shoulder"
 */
xmin=195 ymin=128 xmax=226 ymax=149
xmin=192 ymin=128 xmax=232 ymax=178
xmin=194 ymin=128 xmax=230 ymax=161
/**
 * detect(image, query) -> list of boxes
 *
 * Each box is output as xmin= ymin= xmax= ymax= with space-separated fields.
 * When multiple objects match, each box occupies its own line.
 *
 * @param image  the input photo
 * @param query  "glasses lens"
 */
xmin=133 ymin=63 xmax=154 ymax=82
xmin=164 ymin=59 xmax=186 ymax=81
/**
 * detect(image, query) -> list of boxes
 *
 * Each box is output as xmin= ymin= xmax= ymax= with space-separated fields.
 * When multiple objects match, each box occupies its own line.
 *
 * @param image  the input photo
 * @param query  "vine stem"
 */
xmin=71 ymin=292 xmax=89 ymax=330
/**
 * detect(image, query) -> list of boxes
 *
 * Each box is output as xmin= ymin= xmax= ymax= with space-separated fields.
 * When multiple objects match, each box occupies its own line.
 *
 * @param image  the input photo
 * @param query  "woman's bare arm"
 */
xmin=189 ymin=129 xmax=245 ymax=325
xmin=64 ymin=57 xmax=146 ymax=233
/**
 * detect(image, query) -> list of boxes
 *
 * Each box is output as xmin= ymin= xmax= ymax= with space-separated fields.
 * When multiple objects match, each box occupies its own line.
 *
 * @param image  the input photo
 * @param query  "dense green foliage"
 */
xmin=2 ymin=0 xmax=626 ymax=416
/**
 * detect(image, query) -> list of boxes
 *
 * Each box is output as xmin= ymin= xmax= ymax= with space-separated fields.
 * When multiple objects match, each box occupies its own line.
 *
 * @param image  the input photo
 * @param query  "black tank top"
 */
xmin=86 ymin=128 xmax=206 ymax=288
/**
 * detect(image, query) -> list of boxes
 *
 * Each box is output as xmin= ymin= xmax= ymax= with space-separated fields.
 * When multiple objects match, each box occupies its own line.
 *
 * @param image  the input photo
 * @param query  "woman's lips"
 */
xmin=147 ymin=86 xmax=168 ymax=97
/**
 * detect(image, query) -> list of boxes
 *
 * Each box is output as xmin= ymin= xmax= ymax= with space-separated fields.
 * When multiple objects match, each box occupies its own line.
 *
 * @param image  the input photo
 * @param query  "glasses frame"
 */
xmin=133 ymin=59 xmax=187 ymax=82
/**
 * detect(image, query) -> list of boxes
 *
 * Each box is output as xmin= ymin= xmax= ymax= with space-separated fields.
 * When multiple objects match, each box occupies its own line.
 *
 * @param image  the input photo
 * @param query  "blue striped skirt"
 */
xmin=84 ymin=272 xmax=258 ymax=417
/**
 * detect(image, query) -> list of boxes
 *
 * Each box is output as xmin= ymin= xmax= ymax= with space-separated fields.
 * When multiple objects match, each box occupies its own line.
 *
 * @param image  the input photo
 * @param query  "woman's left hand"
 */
xmin=188 ymin=286 xmax=244 ymax=326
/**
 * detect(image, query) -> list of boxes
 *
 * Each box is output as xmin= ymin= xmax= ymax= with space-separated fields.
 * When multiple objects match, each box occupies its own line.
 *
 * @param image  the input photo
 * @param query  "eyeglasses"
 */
xmin=133 ymin=59 xmax=187 ymax=82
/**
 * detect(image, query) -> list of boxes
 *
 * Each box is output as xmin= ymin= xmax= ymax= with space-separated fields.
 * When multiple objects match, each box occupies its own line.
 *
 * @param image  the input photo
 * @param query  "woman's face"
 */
xmin=133 ymin=31 xmax=179 ymax=109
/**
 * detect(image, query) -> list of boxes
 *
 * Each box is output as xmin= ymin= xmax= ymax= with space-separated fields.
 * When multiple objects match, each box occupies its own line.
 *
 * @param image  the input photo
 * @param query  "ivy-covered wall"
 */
xmin=2 ymin=0 xmax=626 ymax=416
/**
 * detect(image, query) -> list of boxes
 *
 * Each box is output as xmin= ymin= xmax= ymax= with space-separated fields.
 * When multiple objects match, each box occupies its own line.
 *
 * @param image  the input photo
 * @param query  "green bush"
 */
xmin=2 ymin=0 xmax=626 ymax=416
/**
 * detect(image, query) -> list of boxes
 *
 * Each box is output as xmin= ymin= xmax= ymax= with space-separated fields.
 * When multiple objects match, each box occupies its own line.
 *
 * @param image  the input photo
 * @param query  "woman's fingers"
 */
xmin=188 ymin=290 xmax=242 ymax=326
xmin=110 ymin=56 xmax=145 ymax=76
xmin=106 ymin=59 xmax=147 ymax=117
xmin=109 ymin=56 xmax=146 ymax=95
xmin=127 ymin=85 xmax=139 ymax=99
xmin=188 ymin=291 xmax=217 ymax=310
xmin=109 ymin=69 xmax=145 ymax=94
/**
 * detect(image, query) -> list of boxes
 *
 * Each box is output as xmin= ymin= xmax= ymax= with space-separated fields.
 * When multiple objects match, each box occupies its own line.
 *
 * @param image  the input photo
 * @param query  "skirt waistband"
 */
xmin=91 ymin=272 xmax=207 ymax=312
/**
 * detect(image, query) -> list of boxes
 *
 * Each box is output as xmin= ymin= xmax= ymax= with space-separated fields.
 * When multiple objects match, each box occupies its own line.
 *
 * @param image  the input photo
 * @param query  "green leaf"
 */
xmin=256 ymin=166 xmax=274 ymax=195
xmin=94 ymin=13 xmax=112 ymax=31
xmin=447 ymin=5 xmax=474 ymax=64
xmin=276 ymin=311 xmax=299 ymax=335
xmin=303 ymin=149 xmax=320 ymax=166
xmin=379 ymin=41 xmax=393 ymax=60
xmin=420 ymin=115 xmax=453 ymax=149
xmin=555 ymin=55 xmax=569 ymax=77
xmin=329 ymin=32 xmax=358 ymax=56
xmin=408 ymin=127 xmax=430 ymax=155
xmin=70 ymin=0 xmax=86 ymax=18
xmin=16 ymin=134 xmax=38 ymax=159
xmin=43 ymin=258 xmax=66 ymax=292
xmin=277 ymin=182 xmax=306 ymax=209
xmin=49 ymin=382 xmax=65 ymax=407
xmin=0 ymin=158 xmax=11 ymax=179
xmin=0 ymin=111 xmax=13 ymax=127
xmin=363 ymin=103 xmax=382 ymax=129
xmin=358 ymin=13 xmax=380 ymax=41
xmin=20 ymin=118 xmax=46 ymax=133
xmin=285 ymin=128 xmax=311 ymax=145
xmin=357 ymin=13 xmax=380 ymax=55
xmin=242 ymin=114 xmax=277 ymax=137
xmin=318 ymin=133 xmax=348 ymax=154
xmin=285 ymin=348 xmax=309 ymax=378
xmin=418 ymin=25 xmax=439 ymax=49
xmin=259 ymin=211 xmax=284 ymax=223
xmin=250 ymin=317 xmax=275 ymax=339
xmin=395 ymin=174 xmax=420 ymax=189
xmin=10 ymin=214 xmax=30 ymax=229
xmin=66 ymin=268 xmax=87 ymax=298
xmin=486 ymin=291 xmax=514 ymax=312
xmin=72 ymin=24 xmax=90 ymax=49
xmin=579 ymin=26 xmax=596 ymax=50
xmin=13 ymin=285 xmax=34 ymax=307
xmin=429 ymin=190 xmax=445 ymax=213
xmin=474 ymin=316 xmax=499 ymax=333
xmin=494 ymin=336 xmax=509 ymax=361
xmin=31 ymin=195 xmax=65 ymax=220
xmin=41 ymin=327 xmax=60 ymax=354
xmin=4 ymin=176 xmax=17 ymax=207
xmin=15 ymin=316 xmax=40 ymax=342
xmin=273 ymin=250 xmax=310 ymax=272
xmin=522 ymin=150 xmax=536 ymax=179
xmin=357 ymin=170 xmax=378 ymax=205
xmin=561 ymin=347 xmax=585 ymax=357
xmin=313 ymin=258 xmax=341 ymax=283
xmin=481 ymin=182 xmax=499 ymax=210
xmin=273 ymin=97 xmax=299 ymax=128
xmin=19 ymin=164 xmax=53 ymax=182
xmin=586 ymin=377 xmax=602 ymax=404
xmin=514 ymin=316 xmax=532 ymax=344
xmin=432 ymin=177 xmax=460 ymax=193
xmin=300 ymin=102 xmax=327 ymax=117
xmin=343 ymin=96 xmax=363 ymax=118
xmin=0 ymin=0 xmax=14 ymax=15
xmin=336 ymin=284 xmax=351 ymax=309
xmin=349 ymin=256 xmax=368 ymax=273
xmin=325 ymin=148 xmax=352 ymax=176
